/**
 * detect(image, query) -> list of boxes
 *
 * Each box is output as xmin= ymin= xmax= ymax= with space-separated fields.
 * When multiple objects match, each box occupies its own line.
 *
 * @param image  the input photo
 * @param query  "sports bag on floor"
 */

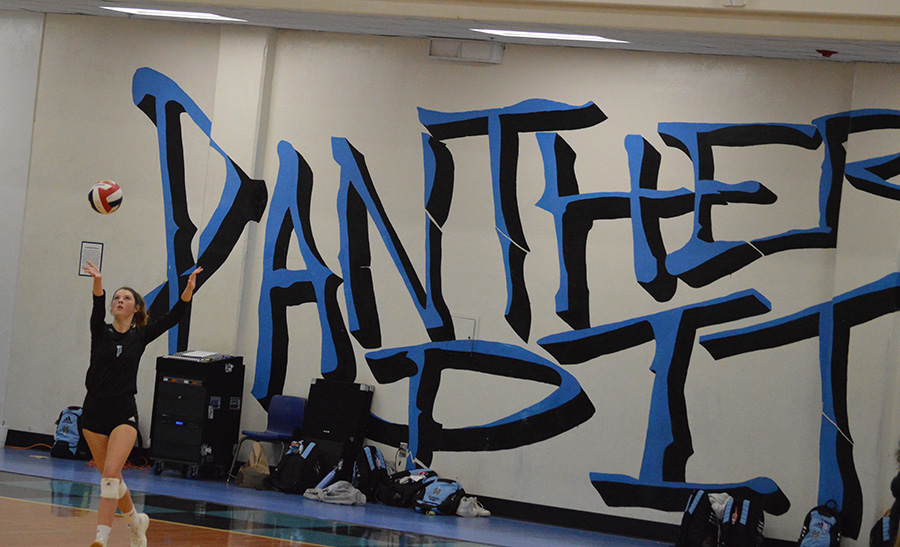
xmin=50 ymin=406 xmax=91 ymax=460
xmin=352 ymin=445 xmax=389 ymax=500
xmin=869 ymin=511 xmax=891 ymax=547
xmin=415 ymin=478 xmax=466 ymax=515
xmin=676 ymin=489 xmax=720 ymax=547
xmin=798 ymin=502 xmax=842 ymax=547
xmin=374 ymin=468 xmax=437 ymax=507
xmin=719 ymin=496 xmax=765 ymax=547
xmin=269 ymin=441 xmax=325 ymax=494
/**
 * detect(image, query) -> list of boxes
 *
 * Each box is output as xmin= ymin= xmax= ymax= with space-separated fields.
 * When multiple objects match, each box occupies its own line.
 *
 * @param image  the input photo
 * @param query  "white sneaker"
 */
xmin=129 ymin=512 xmax=150 ymax=547
xmin=456 ymin=496 xmax=491 ymax=517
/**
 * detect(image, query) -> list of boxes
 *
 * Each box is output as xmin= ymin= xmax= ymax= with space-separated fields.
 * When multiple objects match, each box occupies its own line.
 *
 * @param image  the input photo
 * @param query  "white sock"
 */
xmin=123 ymin=507 xmax=140 ymax=527
xmin=95 ymin=524 xmax=112 ymax=543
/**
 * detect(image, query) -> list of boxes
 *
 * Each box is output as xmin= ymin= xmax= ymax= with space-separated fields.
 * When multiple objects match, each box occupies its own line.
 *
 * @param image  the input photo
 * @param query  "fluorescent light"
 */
xmin=100 ymin=7 xmax=246 ymax=22
xmin=471 ymin=29 xmax=628 ymax=44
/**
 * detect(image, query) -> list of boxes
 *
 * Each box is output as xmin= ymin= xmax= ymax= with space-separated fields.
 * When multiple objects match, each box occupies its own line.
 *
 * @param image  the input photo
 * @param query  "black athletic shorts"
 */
xmin=81 ymin=392 xmax=140 ymax=436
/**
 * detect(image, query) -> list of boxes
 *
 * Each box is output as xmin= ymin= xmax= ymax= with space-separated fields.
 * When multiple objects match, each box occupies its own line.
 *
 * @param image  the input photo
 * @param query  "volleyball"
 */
xmin=88 ymin=180 xmax=123 ymax=214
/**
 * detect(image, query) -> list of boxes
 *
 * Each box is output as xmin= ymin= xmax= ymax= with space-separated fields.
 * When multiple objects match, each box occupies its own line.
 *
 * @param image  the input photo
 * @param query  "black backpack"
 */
xmin=869 ymin=512 xmax=890 ymax=547
xmin=676 ymin=489 xmax=720 ymax=547
xmin=352 ymin=445 xmax=389 ymax=500
xmin=719 ymin=496 xmax=765 ymax=547
xmin=374 ymin=468 xmax=438 ymax=507
xmin=269 ymin=441 xmax=325 ymax=494
xmin=798 ymin=502 xmax=842 ymax=547
xmin=50 ymin=406 xmax=91 ymax=460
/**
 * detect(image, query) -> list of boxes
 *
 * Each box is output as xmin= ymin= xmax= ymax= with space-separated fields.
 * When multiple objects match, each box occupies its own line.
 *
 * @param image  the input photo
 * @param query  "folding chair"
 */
xmin=227 ymin=394 xmax=305 ymax=483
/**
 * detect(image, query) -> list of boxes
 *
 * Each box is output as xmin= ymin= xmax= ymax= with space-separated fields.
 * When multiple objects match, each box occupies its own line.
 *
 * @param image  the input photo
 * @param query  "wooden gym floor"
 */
xmin=0 ymin=445 xmax=664 ymax=546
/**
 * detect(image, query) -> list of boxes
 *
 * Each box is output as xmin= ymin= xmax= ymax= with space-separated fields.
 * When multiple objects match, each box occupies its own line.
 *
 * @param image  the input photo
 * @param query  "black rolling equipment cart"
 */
xmin=149 ymin=353 xmax=244 ymax=479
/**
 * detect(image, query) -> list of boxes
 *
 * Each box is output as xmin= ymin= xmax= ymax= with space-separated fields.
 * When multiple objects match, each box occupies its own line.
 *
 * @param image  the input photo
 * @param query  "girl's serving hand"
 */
xmin=83 ymin=261 xmax=103 ymax=296
xmin=82 ymin=260 xmax=101 ymax=279
xmin=181 ymin=266 xmax=204 ymax=302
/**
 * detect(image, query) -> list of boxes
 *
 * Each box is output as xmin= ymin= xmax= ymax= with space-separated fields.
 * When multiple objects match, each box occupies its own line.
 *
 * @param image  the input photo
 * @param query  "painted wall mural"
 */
xmin=132 ymin=66 xmax=900 ymax=538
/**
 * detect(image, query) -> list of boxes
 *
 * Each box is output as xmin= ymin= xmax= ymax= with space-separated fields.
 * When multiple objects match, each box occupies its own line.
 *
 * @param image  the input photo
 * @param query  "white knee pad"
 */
xmin=100 ymin=477 xmax=125 ymax=499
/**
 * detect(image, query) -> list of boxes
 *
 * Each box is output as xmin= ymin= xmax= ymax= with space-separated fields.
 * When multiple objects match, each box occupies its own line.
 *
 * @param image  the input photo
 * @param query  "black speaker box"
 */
xmin=149 ymin=353 xmax=244 ymax=472
xmin=301 ymin=378 xmax=374 ymax=479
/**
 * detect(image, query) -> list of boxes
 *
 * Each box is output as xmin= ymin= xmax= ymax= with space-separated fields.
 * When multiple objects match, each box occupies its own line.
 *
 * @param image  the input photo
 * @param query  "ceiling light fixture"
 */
xmin=471 ymin=29 xmax=628 ymax=44
xmin=100 ymin=7 xmax=246 ymax=22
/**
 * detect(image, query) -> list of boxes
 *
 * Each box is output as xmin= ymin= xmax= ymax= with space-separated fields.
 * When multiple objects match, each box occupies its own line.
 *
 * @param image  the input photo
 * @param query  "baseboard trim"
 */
xmin=467 ymin=495 xmax=794 ymax=547
xmin=5 ymin=429 xmax=53 ymax=449
xmin=474 ymin=494 xmax=678 ymax=542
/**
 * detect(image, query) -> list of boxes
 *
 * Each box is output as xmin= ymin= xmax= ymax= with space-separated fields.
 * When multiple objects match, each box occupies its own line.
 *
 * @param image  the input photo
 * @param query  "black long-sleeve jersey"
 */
xmin=85 ymin=291 xmax=189 ymax=400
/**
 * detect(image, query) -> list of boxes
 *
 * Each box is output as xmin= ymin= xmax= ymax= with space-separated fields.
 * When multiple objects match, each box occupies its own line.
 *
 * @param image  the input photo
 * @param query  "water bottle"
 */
xmin=315 ymin=458 xmax=343 ymax=490
xmin=395 ymin=442 xmax=408 ymax=471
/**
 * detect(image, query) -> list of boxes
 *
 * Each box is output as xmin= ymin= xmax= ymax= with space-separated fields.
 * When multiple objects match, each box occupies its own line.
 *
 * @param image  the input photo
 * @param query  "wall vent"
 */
xmin=429 ymin=39 xmax=504 ymax=64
